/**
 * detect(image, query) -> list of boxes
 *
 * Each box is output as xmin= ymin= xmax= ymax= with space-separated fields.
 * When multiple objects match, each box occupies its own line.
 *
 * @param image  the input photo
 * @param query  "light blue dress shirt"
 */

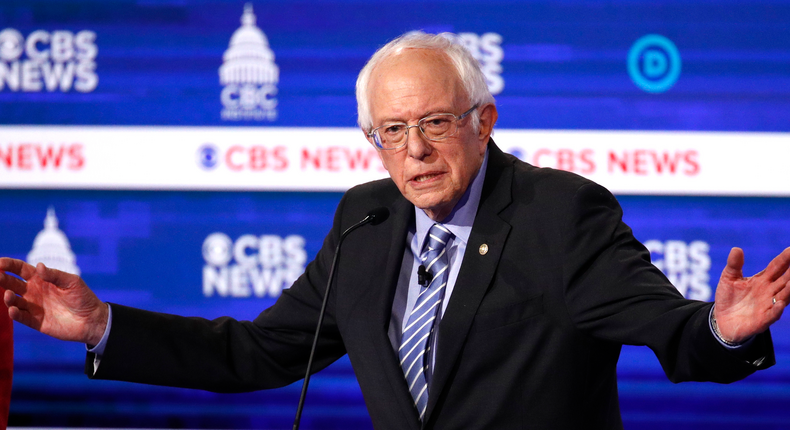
xmin=387 ymin=149 xmax=489 ymax=385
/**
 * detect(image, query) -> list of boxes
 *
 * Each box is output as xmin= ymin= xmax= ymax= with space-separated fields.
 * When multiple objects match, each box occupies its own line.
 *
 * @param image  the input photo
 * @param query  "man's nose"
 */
xmin=405 ymin=125 xmax=432 ymax=159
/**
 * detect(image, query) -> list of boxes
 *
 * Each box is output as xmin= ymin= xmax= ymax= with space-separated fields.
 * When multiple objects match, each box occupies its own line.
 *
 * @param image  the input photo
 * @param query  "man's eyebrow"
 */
xmin=379 ymin=107 xmax=457 ymax=124
xmin=421 ymin=107 xmax=455 ymax=118
xmin=379 ymin=116 xmax=406 ymax=124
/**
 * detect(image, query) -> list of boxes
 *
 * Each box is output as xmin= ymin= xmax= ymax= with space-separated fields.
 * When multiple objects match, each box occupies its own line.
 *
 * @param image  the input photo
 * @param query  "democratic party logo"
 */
xmin=627 ymin=34 xmax=681 ymax=93
xmin=219 ymin=3 xmax=279 ymax=121
xmin=0 ymin=28 xmax=98 ymax=93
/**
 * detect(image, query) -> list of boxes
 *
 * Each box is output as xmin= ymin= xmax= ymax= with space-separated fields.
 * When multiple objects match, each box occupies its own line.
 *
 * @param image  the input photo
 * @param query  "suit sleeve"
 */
xmin=561 ymin=182 xmax=774 ymax=383
xmin=86 ymin=193 xmax=352 ymax=393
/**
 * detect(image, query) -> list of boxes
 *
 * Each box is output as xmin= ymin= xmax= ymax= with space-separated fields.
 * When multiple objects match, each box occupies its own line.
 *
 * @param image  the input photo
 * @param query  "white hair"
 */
xmin=355 ymin=31 xmax=495 ymax=132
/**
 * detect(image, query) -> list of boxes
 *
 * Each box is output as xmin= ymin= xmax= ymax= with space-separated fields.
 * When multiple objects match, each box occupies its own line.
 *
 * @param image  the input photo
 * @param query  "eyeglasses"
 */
xmin=367 ymin=105 xmax=479 ymax=150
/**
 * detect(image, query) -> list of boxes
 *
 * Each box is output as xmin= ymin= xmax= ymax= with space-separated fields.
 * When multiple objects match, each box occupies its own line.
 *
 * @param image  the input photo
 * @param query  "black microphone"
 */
xmin=293 ymin=207 xmax=390 ymax=430
xmin=365 ymin=206 xmax=390 ymax=226
xmin=418 ymin=265 xmax=433 ymax=286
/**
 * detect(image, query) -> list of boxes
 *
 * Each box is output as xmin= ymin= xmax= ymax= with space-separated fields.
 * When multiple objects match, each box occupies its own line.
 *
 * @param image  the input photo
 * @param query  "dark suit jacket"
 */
xmin=88 ymin=142 xmax=774 ymax=430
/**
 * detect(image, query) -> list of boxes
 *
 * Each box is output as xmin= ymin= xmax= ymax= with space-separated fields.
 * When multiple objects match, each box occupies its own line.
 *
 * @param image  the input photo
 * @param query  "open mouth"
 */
xmin=412 ymin=173 xmax=442 ymax=183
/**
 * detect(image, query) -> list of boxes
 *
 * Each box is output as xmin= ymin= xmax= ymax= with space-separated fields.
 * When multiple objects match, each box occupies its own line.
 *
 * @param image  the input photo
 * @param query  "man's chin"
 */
xmin=408 ymin=196 xmax=455 ymax=221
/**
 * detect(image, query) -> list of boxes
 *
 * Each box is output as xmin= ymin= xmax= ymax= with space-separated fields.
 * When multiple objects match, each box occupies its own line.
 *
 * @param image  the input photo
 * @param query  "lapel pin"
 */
xmin=479 ymin=243 xmax=489 ymax=255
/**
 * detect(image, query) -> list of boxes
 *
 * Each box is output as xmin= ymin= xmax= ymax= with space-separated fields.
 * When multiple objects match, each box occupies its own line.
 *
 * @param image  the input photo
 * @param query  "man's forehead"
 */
xmin=384 ymin=47 xmax=448 ymax=64
xmin=369 ymin=51 xmax=464 ymax=111
xmin=371 ymin=48 xmax=458 ymax=87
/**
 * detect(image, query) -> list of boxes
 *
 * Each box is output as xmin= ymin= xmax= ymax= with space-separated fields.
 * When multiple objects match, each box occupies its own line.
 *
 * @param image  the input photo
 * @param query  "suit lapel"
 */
xmin=364 ymin=193 xmax=424 ymax=427
xmin=424 ymin=143 xmax=514 ymax=425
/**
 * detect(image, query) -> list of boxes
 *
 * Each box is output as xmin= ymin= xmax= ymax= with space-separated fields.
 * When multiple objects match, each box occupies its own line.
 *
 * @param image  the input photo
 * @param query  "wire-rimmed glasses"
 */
xmin=367 ymin=105 xmax=479 ymax=150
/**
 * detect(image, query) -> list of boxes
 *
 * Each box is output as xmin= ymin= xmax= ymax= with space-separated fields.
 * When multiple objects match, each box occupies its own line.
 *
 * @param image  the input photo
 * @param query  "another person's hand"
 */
xmin=1 ymin=258 xmax=108 ymax=345
xmin=713 ymin=247 xmax=790 ymax=344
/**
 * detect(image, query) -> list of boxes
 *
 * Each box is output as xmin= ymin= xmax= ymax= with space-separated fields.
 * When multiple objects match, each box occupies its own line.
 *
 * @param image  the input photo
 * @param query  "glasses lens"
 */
xmin=419 ymin=114 xmax=456 ymax=140
xmin=374 ymin=123 xmax=407 ymax=149
xmin=372 ymin=131 xmax=384 ymax=148
xmin=371 ymin=112 xmax=461 ymax=149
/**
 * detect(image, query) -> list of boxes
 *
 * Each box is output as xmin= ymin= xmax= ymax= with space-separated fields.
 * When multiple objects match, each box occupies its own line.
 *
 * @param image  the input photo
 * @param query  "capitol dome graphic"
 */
xmin=26 ymin=207 xmax=81 ymax=276
xmin=219 ymin=3 xmax=279 ymax=121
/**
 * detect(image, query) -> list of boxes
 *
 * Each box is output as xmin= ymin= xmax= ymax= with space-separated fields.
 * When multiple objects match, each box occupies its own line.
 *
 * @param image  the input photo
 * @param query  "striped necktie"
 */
xmin=399 ymin=223 xmax=453 ymax=421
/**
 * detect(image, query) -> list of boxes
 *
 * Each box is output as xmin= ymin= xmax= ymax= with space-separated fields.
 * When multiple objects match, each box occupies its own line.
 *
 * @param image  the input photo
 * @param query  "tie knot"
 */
xmin=425 ymin=223 xmax=453 ymax=254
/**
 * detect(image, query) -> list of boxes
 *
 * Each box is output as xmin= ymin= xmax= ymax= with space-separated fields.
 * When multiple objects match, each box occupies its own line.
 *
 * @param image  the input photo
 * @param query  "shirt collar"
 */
xmin=415 ymin=147 xmax=489 ymax=251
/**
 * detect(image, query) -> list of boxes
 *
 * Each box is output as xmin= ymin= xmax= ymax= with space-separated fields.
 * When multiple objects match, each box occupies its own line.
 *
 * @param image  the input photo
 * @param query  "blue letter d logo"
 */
xmin=628 ymin=34 xmax=681 ymax=93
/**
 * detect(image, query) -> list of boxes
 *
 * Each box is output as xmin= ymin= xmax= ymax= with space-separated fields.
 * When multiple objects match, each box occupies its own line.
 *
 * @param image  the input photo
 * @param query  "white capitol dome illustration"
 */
xmin=219 ymin=3 xmax=279 ymax=86
xmin=26 ymin=207 xmax=81 ymax=276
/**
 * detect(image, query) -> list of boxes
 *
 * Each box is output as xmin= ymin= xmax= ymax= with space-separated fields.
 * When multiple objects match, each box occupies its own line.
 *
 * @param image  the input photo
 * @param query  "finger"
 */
xmin=773 ymin=269 xmax=790 ymax=295
xmin=35 ymin=262 xmax=76 ymax=290
xmin=0 ymin=271 xmax=28 ymax=296
xmin=760 ymin=246 xmax=790 ymax=281
xmin=3 ymin=289 xmax=31 ymax=313
xmin=776 ymin=279 xmax=790 ymax=304
xmin=7 ymin=304 xmax=41 ymax=331
xmin=722 ymin=247 xmax=745 ymax=279
xmin=0 ymin=257 xmax=37 ymax=280
xmin=3 ymin=288 xmax=15 ymax=307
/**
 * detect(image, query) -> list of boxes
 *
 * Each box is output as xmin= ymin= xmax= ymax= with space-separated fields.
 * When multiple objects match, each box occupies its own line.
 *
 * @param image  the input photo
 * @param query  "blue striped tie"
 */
xmin=399 ymin=223 xmax=453 ymax=421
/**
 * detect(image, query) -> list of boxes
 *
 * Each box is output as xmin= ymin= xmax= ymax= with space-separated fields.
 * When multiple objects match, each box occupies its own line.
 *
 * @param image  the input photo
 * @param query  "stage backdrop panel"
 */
xmin=1 ymin=0 xmax=789 ymax=429
xmin=0 ymin=0 xmax=789 ymax=131
xmin=1 ymin=192 xmax=788 ymax=430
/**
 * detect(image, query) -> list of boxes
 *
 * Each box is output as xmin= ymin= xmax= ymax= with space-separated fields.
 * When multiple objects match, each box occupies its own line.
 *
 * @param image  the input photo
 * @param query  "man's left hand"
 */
xmin=713 ymin=247 xmax=790 ymax=344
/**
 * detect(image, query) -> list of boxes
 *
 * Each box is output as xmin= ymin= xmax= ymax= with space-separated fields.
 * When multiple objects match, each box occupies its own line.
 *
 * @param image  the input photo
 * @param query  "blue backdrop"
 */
xmin=1 ymin=0 xmax=789 ymax=131
xmin=2 ymin=192 xmax=788 ymax=430
xmin=2 ymin=0 xmax=790 ymax=429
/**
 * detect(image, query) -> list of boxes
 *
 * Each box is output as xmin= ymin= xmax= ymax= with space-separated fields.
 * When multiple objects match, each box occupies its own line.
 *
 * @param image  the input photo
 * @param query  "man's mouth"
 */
xmin=412 ymin=173 xmax=442 ymax=183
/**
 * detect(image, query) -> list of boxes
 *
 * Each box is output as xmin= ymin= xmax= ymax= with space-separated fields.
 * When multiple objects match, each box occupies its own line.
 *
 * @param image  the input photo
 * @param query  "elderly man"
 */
xmin=2 ymin=32 xmax=789 ymax=430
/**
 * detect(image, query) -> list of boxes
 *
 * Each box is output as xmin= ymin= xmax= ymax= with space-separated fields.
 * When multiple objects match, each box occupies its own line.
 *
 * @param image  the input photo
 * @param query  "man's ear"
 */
xmin=477 ymin=103 xmax=498 ymax=142
xmin=362 ymin=128 xmax=378 ymax=150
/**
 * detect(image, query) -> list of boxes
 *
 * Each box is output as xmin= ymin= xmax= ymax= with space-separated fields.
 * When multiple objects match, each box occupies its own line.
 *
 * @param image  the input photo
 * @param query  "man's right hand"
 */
xmin=0 ymin=257 xmax=108 ymax=346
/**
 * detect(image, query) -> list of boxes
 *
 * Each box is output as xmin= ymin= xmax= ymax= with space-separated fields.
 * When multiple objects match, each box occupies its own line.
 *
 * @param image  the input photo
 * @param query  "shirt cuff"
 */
xmin=709 ymin=304 xmax=754 ymax=350
xmin=85 ymin=303 xmax=112 ymax=372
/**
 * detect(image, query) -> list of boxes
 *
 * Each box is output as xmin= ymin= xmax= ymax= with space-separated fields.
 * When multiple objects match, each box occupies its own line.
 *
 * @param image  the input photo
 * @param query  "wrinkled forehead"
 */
xmin=367 ymin=48 xmax=466 ymax=109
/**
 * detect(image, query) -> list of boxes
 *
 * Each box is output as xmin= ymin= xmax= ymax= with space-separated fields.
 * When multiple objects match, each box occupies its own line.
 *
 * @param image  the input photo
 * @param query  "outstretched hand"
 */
xmin=713 ymin=247 xmax=790 ymax=344
xmin=0 ymin=257 xmax=108 ymax=346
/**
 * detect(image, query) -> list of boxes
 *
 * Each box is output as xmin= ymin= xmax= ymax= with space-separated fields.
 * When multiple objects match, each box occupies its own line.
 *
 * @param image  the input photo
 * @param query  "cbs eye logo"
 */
xmin=197 ymin=144 xmax=219 ymax=170
xmin=627 ymin=34 xmax=681 ymax=93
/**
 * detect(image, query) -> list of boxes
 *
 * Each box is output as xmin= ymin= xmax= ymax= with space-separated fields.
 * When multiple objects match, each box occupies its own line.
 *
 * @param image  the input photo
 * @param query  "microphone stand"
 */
xmin=292 ymin=208 xmax=388 ymax=430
